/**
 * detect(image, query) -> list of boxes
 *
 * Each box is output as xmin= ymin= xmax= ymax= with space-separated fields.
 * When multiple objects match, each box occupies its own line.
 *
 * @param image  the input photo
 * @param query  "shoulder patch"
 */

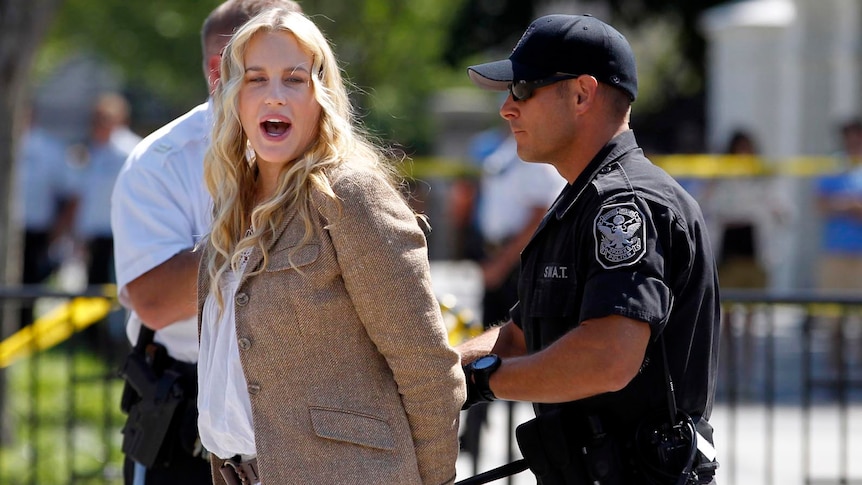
xmin=594 ymin=202 xmax=646 ymax=269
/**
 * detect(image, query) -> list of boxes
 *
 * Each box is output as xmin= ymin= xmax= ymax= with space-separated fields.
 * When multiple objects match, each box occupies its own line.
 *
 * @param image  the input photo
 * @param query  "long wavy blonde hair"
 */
xmin=203 ymin=8 xmax=397 ymax=309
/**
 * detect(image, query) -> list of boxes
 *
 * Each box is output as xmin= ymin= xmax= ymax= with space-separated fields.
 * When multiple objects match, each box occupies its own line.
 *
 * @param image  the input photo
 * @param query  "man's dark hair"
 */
xmin=201 ymin=0 xmax=302 ymax=60
xmin=840 ymin=118 xmax=862 ymax=136
xmin=557 ymin=79 xmax=630 ymax=120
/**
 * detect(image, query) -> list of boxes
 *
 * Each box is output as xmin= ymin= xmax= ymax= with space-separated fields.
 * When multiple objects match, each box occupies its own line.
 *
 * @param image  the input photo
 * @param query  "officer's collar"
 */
xmin=552 ymin=130 xmax=639 ymax=219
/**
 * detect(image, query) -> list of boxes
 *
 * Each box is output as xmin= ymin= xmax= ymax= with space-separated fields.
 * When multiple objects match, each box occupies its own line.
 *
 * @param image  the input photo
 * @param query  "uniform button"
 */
xmin=247 ymin=383 xmax=261 ymax=395
xmin=238 ymin=338 xmax=251 ymax=350
xmin=236 ymin=293 xmax=249 ymax=306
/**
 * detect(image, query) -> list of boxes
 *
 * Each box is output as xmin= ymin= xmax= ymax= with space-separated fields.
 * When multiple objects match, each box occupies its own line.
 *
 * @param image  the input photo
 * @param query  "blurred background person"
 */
xmin=15 ymin=106 xmax=78 ymax=328
xmin=68 ymin=92 xmax=141 ymax=348
xmin=700 ymin=129 xmax=794 ymax=289
xmin=706 ymin=129 xmax=768 ymax=288
xmin=814 ymin=118 xmax=862 ymax=290
xmin=72 ymin=92 xmax=141 ymax=288
xmin=476 ymin=128 xmax=567 ymax=329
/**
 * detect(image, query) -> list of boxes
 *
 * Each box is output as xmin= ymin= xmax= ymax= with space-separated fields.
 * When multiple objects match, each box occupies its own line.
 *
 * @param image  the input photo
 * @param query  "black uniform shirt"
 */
xmin=510 ymin=130 xmax=720 ymax=432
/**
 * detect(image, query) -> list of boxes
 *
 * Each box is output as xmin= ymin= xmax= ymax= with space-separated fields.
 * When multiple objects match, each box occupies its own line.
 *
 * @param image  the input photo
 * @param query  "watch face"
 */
xmin=473 ymin=355 xmax=498 ymax=371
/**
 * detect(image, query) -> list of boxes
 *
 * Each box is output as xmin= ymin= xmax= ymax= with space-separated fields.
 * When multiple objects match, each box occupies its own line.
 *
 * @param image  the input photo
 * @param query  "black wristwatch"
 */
xmin=469 ymin=354 xmax=502 ymax=402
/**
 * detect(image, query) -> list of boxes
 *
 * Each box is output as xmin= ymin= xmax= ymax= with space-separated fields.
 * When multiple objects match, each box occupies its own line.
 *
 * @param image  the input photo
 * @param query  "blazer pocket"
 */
xmin=266 ymin=244 xmax=320 ymax=272
xmin=308 ymin=406 xmax=395 ymax=451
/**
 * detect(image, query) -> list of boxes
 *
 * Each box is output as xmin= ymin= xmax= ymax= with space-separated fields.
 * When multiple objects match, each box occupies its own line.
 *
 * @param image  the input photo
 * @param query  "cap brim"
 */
xmin=468 ymin=59 xmax=555 ymax=91
xmin=467 ymin=59 xmax=512 ymax=91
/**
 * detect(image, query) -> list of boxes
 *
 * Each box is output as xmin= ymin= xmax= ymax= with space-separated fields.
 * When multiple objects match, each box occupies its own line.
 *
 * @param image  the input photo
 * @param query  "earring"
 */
xmin=245 ymin=139 xmax=256 ymax=166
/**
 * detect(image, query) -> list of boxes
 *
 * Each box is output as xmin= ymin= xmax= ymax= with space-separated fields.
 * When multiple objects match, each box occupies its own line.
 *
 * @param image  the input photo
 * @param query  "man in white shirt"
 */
xmin=477 ymin=134 xmax=567 ymax=327
xmin=460 ymin=132 xmax=566 ymax=462
xmin=111 ymin=1 xmax=301 ymax=483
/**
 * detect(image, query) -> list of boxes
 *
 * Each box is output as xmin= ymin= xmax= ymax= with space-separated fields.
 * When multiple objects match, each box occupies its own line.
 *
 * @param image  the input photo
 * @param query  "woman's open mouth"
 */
xmin=262 ymin=119 xmax=290 ymax=137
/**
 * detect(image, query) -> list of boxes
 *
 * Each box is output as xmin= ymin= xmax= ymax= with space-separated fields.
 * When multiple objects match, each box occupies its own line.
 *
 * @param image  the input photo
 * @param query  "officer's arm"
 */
xmin=458 ymin=320 xmax=527 ymax=365
xmin=488 ymin=314 xmax=650 ymax=403
xmin=816 ymin=191 xmax=862 ymax=220
xmin=126 ymin=248 xmax=201 ymax=329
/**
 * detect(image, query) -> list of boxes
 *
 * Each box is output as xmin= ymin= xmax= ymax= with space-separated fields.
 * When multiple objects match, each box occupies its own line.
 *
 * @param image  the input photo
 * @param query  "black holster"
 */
xmin=515 ymin=410 xmax=625 ymax=485
xmin=119 ymin=336 xmax=199 ymax=468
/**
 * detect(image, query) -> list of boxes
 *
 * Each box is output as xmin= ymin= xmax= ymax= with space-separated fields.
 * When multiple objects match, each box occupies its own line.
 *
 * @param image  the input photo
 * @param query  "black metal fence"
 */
xmin=0 ymin=287 xmax=861 ymax=484
xmin=0 ymin=285 xmax=129 ymax=485
xmin=716 ymin=290 xmax=862 ymax=485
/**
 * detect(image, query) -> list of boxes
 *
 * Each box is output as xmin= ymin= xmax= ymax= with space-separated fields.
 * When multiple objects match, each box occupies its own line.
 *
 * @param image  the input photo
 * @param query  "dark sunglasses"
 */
xmin=508 ymin=74 xmax=581 ymax=101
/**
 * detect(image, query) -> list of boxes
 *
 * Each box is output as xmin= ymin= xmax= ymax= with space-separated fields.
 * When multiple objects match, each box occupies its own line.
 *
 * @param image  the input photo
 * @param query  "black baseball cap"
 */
xmin=468 ymin=14 xmax=638 ymax=101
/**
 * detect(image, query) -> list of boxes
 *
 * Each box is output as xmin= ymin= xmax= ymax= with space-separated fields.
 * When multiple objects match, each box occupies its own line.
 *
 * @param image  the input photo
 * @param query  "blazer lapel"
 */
xmin=239 ymin=202 xmax=300 ymax=286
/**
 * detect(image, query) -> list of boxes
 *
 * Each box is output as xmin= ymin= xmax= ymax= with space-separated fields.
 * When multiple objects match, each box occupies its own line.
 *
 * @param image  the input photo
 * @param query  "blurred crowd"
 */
xmin=15 ymin=91 xmax=141 ymax=329
xmin=13 ymin=89 xmax=862 ymax=334
xmin=681 ymin=121 xmax=862 ymax=293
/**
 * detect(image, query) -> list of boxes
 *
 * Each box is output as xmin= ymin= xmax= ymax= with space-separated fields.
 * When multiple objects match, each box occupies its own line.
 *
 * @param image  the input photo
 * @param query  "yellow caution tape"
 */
xmin=0 ymin=288 xmax=118 ymax=368
xmin=403 ymin=155 xmax=852 ymax=180
xmin=651 ymin=155 xmax=771 ymax=177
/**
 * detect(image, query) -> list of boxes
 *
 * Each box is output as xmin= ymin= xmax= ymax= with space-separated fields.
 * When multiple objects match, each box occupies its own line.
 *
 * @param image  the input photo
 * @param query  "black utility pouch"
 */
xmin=119 ymin=330 xmax=193 ymax=468
xmin=516 ymin=410 xmax=624 ymax=485
xmin=633 ymin=412 xmax=719 ymax=485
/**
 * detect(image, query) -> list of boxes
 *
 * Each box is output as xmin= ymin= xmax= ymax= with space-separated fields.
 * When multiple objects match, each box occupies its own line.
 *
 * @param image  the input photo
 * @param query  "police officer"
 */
xmin=457 ymin=14 xmax=720 ymax=484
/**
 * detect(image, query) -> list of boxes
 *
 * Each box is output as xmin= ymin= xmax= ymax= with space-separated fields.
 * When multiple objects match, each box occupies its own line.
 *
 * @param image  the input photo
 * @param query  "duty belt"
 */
xmin=219 ymin=456 xmax=259 ymax=485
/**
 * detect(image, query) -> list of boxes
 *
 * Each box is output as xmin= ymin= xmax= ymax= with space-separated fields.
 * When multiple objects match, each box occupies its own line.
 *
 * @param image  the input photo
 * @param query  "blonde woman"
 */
xmin=196 ymin=8 xmax=466 ymax=485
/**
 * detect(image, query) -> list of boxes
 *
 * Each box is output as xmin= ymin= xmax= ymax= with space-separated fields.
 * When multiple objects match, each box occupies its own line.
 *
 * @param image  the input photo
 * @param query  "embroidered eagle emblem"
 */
xmin=594 ymin=202 xmax=646 ymax=269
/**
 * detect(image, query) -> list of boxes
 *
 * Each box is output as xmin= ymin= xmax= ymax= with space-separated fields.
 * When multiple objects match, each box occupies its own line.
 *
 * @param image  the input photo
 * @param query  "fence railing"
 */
xmin=1 ymin=287 xmax=861 ymax=484
xmin=716 ymin=289 xmax=862 ymax=485
xmin=0 ymin=285 xmax=128 ymax=485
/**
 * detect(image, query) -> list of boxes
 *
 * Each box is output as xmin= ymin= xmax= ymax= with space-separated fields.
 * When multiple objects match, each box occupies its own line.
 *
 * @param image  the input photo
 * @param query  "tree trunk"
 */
xmin=0 ymin=0 xmax=64 ymax=444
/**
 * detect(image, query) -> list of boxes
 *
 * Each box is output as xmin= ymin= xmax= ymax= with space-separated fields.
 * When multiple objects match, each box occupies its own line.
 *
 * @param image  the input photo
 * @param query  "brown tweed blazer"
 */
xmin=198 ymin=163 xmax=466 ymax=485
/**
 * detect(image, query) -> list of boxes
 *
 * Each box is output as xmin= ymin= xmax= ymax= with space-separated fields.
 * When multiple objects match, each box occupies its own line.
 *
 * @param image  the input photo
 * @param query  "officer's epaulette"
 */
xmin=152 ymin=142 xmax=173 ymax=154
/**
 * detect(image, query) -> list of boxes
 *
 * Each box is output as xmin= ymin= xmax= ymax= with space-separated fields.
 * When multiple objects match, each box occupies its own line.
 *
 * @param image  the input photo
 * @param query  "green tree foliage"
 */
xmin=443 ymin=0 xmax=733 ymax=111
xmin=606 ymin=0 xmax=731 ymax=80
xmin=36 ymin=1 xmax=218 ymax=114
xmin=443 ymin=0 xmax=535 ymax=67
xmin=301 ymin=0 xmax=465 ymax=153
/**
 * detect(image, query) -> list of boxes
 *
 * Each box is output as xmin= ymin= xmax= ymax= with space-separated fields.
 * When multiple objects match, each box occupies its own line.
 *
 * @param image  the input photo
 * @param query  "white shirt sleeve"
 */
xmin=112 ymin=153 xmax=202 ymax=290
xmin=109 ymin=103 xmax=212 ymax=363
xmin=110 ymin=105 xmax=212 ymax=294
